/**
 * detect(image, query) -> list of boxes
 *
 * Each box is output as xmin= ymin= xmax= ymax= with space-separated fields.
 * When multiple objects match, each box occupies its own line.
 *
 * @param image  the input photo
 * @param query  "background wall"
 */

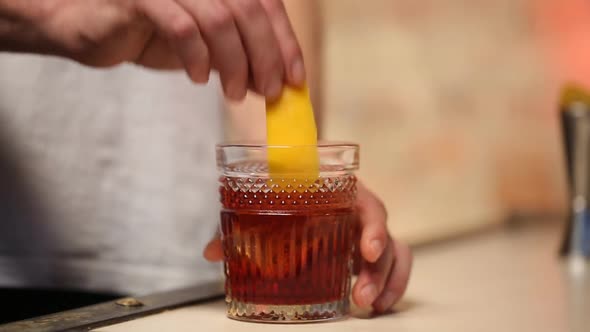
xmin=225 ymin=0 xmax=584 ymax=245
xmin=320 ymin=0 xmax=569 ymax=244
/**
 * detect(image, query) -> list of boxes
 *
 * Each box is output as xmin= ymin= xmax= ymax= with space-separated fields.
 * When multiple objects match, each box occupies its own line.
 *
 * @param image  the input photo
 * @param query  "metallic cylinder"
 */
xmin=561 ymin=100 xmax=590 ymax=259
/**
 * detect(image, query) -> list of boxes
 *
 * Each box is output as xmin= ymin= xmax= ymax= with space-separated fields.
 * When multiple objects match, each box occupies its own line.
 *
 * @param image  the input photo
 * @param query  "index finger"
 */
xmin=373 ymin=240 xmax=413 ymax=312
xmin=259 ymin=0 xmax=306 ymax=86
xmin=137 ymin=0 xmax=210 ymax=83
xmin=356 ymin=182 xmax=389 ymax=263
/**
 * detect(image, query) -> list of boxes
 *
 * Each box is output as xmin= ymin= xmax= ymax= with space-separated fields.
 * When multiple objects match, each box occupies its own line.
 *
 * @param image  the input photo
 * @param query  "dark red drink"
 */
xmin=219 ymin=175 xmax=357 ymax=322
xmin=216 ymin=143 xmax=360 ymax=323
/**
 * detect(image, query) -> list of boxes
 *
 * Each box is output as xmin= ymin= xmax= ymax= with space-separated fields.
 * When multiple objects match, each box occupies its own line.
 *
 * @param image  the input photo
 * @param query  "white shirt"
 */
xmin=0 ymin=54 xmax=223 ymax=296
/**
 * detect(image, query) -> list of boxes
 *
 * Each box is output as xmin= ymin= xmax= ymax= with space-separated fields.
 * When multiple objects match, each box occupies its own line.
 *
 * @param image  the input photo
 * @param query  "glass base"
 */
xmin=226 ymin=299 xmax=350 ymax=323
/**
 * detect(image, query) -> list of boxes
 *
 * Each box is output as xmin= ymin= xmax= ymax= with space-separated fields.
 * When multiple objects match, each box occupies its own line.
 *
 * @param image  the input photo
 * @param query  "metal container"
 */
xmin=560 ymin=88 xmax=590 ymax=259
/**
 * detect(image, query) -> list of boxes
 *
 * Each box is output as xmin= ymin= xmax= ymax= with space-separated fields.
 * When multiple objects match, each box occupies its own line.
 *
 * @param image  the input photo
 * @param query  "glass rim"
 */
xmin=216 ymin=141 xmax=359 ymax=149
xmin=216 ymin=141 xmax=359 ymax=175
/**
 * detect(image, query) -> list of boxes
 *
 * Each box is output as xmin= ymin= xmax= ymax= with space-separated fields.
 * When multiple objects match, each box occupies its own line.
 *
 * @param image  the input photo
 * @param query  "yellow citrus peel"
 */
xmin=266 ymin=85 xmax=320 ymax=186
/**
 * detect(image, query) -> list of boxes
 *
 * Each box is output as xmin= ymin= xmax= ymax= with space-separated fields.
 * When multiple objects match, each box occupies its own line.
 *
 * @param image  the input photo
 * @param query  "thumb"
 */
xmin=203 ymin=235 xmax=224 ymax=262
xmin=356 ymin=182 xmax=388 ymax=263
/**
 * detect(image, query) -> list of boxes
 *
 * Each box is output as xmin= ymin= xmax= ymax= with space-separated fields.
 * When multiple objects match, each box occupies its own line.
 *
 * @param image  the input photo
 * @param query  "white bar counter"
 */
xmin=95 ymin=221 xmax=589 ymax=332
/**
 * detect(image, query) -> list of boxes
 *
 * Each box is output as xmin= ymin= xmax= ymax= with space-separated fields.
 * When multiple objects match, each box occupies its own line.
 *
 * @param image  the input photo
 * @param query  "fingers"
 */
xmin=356 ymin=182 xmax=389 ymax=263
xmin=353 ymin=182 xmax=413 ymax=310
xmin=352 ymin=237 xmax=395 ymax=308
xmin=177 ymin=0 xmax=248 ymax=100
xmin=139 ymin=0 xmax=297 ymax=100
xmin=224 ymin=0 xmax=284 ymax=100
xmin=203 ymin=235 xmax=224 ymax=262
xmin=373 ymin=240 xmax=413 ymax=312
xmin=136 ymin=35 xmax=184 ymax=69
xmin=259 ymin=0 xmax=305 ymax=86
xmin=138 ymin=0 xmax=210 ymax=83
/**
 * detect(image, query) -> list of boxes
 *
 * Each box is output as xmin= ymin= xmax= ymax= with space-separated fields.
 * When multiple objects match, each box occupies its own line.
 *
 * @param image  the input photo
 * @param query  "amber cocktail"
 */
xmin=217 ymin=144 xmax=359 ymax=323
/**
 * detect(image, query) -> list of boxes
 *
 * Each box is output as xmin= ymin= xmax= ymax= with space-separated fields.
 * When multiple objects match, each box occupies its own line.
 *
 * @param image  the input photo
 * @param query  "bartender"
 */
xmin=0 ymin=0 xmax=412 ymax=323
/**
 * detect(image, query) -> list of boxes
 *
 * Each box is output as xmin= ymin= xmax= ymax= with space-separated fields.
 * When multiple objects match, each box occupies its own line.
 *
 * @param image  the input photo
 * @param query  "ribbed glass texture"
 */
xmin=217 ymin=144 xmax=358 ymax=323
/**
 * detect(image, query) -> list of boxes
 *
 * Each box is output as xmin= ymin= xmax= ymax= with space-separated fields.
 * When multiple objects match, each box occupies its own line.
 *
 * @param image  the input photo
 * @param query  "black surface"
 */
xmin=0 ymin=281 xmax=224 ymax=332
xmin=0 ymin=288 xmax=122 ymax=325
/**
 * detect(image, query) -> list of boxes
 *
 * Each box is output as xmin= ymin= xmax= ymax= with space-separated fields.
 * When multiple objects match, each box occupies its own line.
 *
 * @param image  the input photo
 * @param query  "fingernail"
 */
xmin=265 ymin=74 xmax=283 ymax=100
xmin=360 ymin=284 xmax=378 ymax=307
xmin=190 ymin=69 xmax=209 ymax=84
xmin=375 ymin=290 xmax=396 ymax=312
xmin=291 ymin=58 xmax=305 ymax=85
xmin=370 ymin=239 xmax=385 ymax=259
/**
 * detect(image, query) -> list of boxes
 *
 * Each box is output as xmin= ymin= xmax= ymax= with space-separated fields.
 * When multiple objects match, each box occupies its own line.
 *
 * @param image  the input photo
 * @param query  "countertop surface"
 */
xmin=95 ymin=222 xmax=589 ymax=332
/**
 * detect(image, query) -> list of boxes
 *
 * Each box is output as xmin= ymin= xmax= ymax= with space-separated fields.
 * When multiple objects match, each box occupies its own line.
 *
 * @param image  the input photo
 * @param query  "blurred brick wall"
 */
xmin=535 ymin=0 xmax=590 ymax=88
xmin=223 ymin=0 xmax=579 ymax=244
xmin=321 ymin=0 xmax=568 ymax=243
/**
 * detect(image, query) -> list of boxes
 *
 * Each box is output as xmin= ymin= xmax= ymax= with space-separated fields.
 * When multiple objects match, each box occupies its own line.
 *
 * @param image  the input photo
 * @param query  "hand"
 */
xmin=350 ymin=182 xmax=413 ymax=312
xmin=20 ymin=0 xmax=305 ymax=100
xmin=204 ymin=181 xmax=413 ymax=313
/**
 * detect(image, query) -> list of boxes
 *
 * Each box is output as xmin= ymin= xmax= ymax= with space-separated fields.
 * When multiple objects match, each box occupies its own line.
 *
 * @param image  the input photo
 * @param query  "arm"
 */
xmin=0 ymin=0 xmax=304 ymax=101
